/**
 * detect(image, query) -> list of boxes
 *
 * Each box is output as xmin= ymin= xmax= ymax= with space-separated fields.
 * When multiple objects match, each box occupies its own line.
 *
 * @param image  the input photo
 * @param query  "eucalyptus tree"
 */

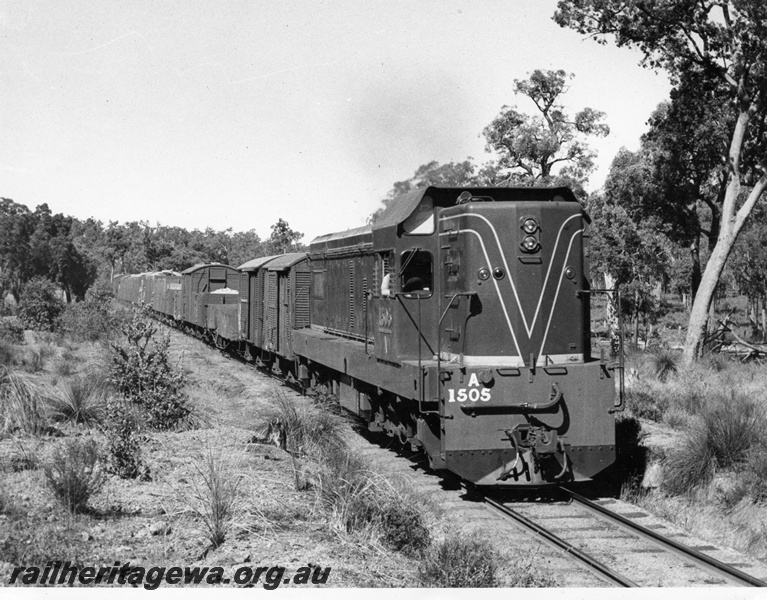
xmin=555 ymin=0 xmax=767 ymax=363
xmin=482 ymin=69 xmax=609 ymax=193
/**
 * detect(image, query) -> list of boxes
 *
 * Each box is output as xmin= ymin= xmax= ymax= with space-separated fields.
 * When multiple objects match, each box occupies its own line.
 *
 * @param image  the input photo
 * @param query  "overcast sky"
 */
xmin=0 ymin=0 xmax=670 ymax=243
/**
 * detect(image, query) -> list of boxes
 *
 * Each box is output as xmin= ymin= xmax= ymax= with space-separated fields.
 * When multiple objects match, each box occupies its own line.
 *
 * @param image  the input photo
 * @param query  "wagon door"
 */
xmin=266 ymin=271 xmax=278 ymax=351
xmin=278 ymin=272 xmax=289 ymax=356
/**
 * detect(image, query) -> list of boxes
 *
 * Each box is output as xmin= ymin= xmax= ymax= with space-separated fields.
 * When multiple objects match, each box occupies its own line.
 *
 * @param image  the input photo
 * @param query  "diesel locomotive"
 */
xmin=115 ymin=186 xmax=623 ymax=487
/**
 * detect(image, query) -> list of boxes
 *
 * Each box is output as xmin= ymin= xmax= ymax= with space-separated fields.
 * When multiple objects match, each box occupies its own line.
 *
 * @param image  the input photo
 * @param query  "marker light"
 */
xmin=478 ymin=267 xmax=490 ymax=281
xmin=522 ymin=235 xmax=538 ymax=252
xmin=493 ymin=267 xmax=505 ymax=280
xmin=522 ymin=218 xmax=538 ymax=234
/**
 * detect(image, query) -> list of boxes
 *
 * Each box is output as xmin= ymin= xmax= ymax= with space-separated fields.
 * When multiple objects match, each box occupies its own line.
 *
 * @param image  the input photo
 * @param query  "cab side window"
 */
xmin=400 ymin=250 xmax=433 ymax=295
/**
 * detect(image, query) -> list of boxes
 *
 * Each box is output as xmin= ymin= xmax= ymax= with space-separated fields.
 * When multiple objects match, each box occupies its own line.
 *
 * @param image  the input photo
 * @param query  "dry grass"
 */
xmin=178 ymin=445 xmax=244 ymax=551
xmin=418 ymin=534 xmax=499 ymax=587
xmin=0 ymin=367 xmax=51 ymax=436
xmin=42 ymin=436 xmax=106 ymax=513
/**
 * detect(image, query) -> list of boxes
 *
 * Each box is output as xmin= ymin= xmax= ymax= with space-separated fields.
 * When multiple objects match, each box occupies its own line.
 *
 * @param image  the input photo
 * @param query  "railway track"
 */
xmin=484 ymin=489 xmax=767 ymax=587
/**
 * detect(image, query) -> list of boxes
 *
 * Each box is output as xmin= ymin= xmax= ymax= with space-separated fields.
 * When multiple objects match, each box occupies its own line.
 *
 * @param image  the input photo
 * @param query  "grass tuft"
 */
xmin=649 ymin=347 xmax=682 ymax=382
xmin=48 ymin=374 xmax=108 ymax=426
xmin=42 ymin=436 xmax=106 ymax=513
xmin=418 ymin=535 xmax=498 ymax=587
xmin=182 ymin=446 xmax=243 ymax=550
xmin=0 ymin=367 xmax=50 ymax=435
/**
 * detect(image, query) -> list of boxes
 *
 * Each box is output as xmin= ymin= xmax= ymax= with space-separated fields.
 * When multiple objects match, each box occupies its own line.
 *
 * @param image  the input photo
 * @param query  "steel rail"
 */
xmin=483 ymin=496 xmax=638 ymax=587
xmin=563 ymin=488 xmax=767 ymax=588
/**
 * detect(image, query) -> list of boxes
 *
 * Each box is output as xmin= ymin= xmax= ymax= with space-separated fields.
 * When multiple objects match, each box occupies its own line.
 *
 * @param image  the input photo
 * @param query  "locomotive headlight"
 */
xmin=477 ymin=267 xmax=490 ymax=281
xmin=522 ymin=235 xmax=538 ymax=252
xmin=522 ymin=218 xmax=538 ymax=234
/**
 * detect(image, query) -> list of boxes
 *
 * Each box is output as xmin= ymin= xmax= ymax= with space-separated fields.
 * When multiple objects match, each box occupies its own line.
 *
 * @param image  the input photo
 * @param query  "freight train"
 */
xmin=115 ymin=186 xmax=624 ymax=487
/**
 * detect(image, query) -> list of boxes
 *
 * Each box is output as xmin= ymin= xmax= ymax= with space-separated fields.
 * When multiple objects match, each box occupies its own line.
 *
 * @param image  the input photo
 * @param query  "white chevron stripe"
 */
xmin=439 ymin=212 xmax=582 ymax=338
xmin=537 ymin=228 xmax=584 ymax=357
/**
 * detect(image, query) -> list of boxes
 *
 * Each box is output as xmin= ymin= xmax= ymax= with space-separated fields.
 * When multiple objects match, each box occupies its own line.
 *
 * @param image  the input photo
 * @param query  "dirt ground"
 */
xmin=0 ymin=327 xmax=427 ymax=588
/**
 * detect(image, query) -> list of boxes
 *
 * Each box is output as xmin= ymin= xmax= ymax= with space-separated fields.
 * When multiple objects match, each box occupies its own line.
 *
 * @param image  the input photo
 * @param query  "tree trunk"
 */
xmin=684 ymin=172 xmax=767 ymax=363
xmin=690 ymin=236 xmax=701 ymax=301
xmin=603 ymin=272 xmax=619 ymax=356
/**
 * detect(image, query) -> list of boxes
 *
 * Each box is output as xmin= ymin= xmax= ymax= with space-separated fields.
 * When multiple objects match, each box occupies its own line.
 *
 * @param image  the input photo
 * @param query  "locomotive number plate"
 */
xmin=446 ymin=373 xmax=491 ymax=402
xmin=447 ymin=388 xmax=491 ymax=402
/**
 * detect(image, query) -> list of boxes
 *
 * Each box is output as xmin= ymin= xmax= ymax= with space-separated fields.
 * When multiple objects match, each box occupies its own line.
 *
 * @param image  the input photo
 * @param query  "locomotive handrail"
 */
xmin=459 ymin=382 xmax=563 ymax=416
xmin=577 ymin=287 xmax=625 ymax=413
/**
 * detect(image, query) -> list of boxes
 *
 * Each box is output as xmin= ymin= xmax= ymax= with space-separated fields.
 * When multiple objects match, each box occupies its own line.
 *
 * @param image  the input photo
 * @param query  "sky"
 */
xmin=0 ymin=0 xmax=671 ymax=244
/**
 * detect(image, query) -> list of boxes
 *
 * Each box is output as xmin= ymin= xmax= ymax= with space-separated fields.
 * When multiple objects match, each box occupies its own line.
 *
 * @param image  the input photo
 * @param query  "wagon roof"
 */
xmin=180 ymin=263 xmax=239 ymax=275
xmin=238 ymin=255 xmax=279 ymax=272
xmin=265 ymin=252 xmax=308 ymax=271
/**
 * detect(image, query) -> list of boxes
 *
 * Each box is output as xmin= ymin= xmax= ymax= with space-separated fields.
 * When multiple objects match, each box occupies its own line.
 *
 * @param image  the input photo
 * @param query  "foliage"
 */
xmin=588 ymin=190 xmax=671 ymax=328
xmin=263 ymin=218 xmax=305 ymax=255
xmin=418 ymin=535 xmax=498 ymax=588
xmin=105 ymin=397 xmax=146 ymax=479
xmin=554 ymin=0 xmax=767 ymax=363
xmin=17 ymin=277 xmax=65 ymax=332
xmin=0 ymin=367 xmax=50 ymax=436
xmin=43 ymin=436 xmax=106 ymax=513
xmin=59 ymin=279 xmax=119 ymax=342
xmin=0 ymin=316 xmax=24 ymax=343
xmin=0 ymin=339 xmax=18 ymax=368
xmin=2 ymin=197 xmax=294 ymax=290
xmin=376 ymin=497 xmax=431 ymax=556
xmin=482 ymin=69 xmax=608 ymax=191
xmin=110 ymin=309 xmax=190 ymax=430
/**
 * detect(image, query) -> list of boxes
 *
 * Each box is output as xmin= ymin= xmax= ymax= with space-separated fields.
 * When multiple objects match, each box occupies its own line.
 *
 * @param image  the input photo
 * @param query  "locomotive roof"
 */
xmin=309 ymin=225 xmax=372 ymax=250
xmin=373 ymin=186 xmax=578 ymax=230
xmin=309 ymin=186 xmax=579 ymax=251
xmin=180 ymin=263 xmax=239 ymax=275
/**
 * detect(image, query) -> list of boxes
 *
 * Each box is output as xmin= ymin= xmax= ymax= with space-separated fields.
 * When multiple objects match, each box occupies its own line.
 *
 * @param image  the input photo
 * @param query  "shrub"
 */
xmin=59 ymin=281 xmax=118 ymax=342
xmin=273 ymin=393 xmax=346 ymax=459
xmin=43 ymin=436 xmax=106 ymax=513
xmin=110 ymin=309 xmax=190 ymax=430
xmin=649 ymin=347 xmax=681 ymax=382
xmin=0 ymin=316 xmax=24 ymax=343
xmin=377 ymin=497 xmax=430 ymax=555
xmin=0 ymin=367 xmax=50 ymax=436
xmin=182 ymin=446 xmax=243 ymax=549
xmin=418 ymin=535 xmax=498 ymax=587
xmin=626 ymin=386 xmax=662 ymax=421
xmin=661 ymin=427 xmax=716 ymax=495
xmin=702 ymin=392 xmax=763 ymax=469
xmin=105 ymin=397 xmax=146 ymax=479
xmin=20 ymin=343 xmax=55 ymax=373
xmin=48 ymin=375 xmax=108 ymax=426
xmin=0 ymin=339 xmax=18 ymax=368
xmin=18 ymin=278 xmax=64 ymax=332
